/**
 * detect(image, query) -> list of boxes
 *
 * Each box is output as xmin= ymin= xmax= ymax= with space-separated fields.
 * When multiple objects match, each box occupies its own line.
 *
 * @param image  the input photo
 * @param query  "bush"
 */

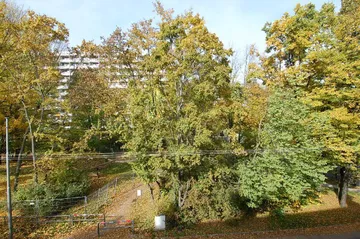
xmin=14 ymin=184 xmax=55 ymax=216
xmin=180 ymin=181 xmax=241 ymax=225
xmin=14 ymin=159 xmax=90 ymax=216
xmin=46 ymin=159 xmax=90 ymax=198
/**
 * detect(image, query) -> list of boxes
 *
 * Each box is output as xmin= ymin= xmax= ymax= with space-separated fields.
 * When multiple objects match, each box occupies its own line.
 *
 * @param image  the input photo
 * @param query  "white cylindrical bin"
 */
xmin=154 ymin=215 xmax=166 ymax=230
xmin=137 ymin=189 xmax=142 ymax=197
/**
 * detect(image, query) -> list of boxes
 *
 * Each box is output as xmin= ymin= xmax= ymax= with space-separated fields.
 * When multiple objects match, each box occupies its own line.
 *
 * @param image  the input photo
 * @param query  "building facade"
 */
xmin=57 ymin=51 xmax=100 ymax=102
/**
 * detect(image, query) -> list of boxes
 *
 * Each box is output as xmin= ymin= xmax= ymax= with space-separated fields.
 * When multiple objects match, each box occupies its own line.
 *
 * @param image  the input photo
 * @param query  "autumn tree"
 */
xmin=0 ymin=1 xmax=68 ymax=184
xmin=0 ymin=1 xmax=28 ymax=164
xmin=248 ymin=1 xmax=360 ymax=207
xmin=65 ymin=67 xmax=123 ymax=152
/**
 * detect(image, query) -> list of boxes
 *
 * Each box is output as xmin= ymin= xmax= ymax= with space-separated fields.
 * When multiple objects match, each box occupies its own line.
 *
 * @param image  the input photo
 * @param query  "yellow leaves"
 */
xmin=250 ymin=0 xmax=359 ymax=172
xmin=329 ymin=107 xmax=360 ymax=126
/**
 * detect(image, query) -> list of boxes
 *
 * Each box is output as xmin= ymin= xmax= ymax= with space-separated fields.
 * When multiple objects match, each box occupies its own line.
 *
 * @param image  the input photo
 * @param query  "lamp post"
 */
xmin=6 ymin=118 xmax=13 ymax=238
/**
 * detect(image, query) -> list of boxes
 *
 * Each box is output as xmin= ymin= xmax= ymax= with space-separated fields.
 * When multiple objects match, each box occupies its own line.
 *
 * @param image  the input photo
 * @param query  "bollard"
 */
xmin=69 ymin=214 xmax=74 ymax=226
xmin=154 ymin=215 xmax=165 ymax=230
xmin=84 ymin=196 xmax=88 ymax=214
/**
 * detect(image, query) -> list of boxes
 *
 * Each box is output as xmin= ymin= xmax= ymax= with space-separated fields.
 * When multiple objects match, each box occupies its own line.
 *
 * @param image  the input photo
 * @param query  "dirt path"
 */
xmin=106 ymin=184 xmax=147 ymax=219
xmin=60 ymin=183 xmax=147 ymax=239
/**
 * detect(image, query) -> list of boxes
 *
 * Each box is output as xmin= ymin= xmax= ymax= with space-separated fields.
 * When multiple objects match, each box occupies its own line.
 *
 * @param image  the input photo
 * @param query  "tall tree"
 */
xmin=0 ymin=1 xmax=68 ymax=183
xmin=105 ymin=2 xmax=236 ymax=216
xmin=248 ymin=2 xmax=360 ymax=207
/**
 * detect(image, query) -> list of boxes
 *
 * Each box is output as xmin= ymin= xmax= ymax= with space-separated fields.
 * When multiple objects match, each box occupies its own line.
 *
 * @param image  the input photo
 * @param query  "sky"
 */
xmin=15 ymin=0 xmax=340 ymax=53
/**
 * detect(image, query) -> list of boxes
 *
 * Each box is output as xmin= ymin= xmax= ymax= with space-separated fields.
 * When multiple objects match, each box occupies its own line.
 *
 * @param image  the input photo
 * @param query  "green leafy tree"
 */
xmin=106 ymin=3 xmax=238 ymax=220
xmin=238 ymin=90 xmax=330 ymax=210
xmin=66 ymin=68 xmax=119 ymax=152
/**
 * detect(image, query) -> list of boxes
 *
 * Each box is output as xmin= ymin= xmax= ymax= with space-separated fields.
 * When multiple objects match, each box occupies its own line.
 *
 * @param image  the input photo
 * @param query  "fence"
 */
xmin=0 ymin=172 xmax=135 ymax=215
xmin=72 ymin=172 xmax=136 ymax=215
xmin=0 ymin=173 xmax=135 ymax=220
xmin=0 ymin=213 xmax=105 ymax=225
xmin=0 ymin=172 xmax=137 ymax=238
xmin=97 ymin=217 xmax=134 ymax=237
xmin=0 ymin=213 xmax=127 ymax=239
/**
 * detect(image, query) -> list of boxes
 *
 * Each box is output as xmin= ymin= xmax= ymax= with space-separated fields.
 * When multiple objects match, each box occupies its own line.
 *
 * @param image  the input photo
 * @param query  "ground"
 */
xmin=1 ymin=162 xmax=359 ymax=239
xmin=58 ymin=180 xmax=145 ymax=239
xmin=58 ymin=183 xmax=360 ymax=239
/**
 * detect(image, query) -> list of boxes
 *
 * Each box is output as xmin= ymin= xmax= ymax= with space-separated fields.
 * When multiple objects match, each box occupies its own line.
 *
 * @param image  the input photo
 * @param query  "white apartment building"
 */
xmin=57 ymin=51 xmax=100 ymax=101
xmin=57 ymin=51 xmax=126 ymax=102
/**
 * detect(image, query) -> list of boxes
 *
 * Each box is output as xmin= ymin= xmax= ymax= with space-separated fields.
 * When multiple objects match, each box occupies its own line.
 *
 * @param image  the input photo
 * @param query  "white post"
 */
xmin=154 ymin=215 xmax=165 ymax=230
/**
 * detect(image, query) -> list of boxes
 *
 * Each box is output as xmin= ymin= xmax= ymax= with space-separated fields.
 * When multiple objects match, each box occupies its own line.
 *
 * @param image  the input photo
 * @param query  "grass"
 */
xmin=1 ymin=162 xmax=359 ymax=238
xmin=0 ymin=159 xmax=133 ymax=201
xmin=0 ymin=160 xmax=135 ymax=239
xmin=61 ymin=187 xmax=359 ymax=239
xmin=100 ymin=162 xmax=132 ymax=175
xmin=24 ymin=181 xmax=360 ymax=239
xmin=0 ymin=162 xmax=34 ymax=201
xmin=132 ymin=188 xmax=360 ymax=238
xmin=87 ymin=161 xmax=133 ymax=192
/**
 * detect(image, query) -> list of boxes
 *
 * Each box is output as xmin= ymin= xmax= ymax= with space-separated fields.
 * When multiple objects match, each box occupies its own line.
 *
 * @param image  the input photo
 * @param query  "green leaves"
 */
xmin=248 ymin=1 xmax=360 ymax=207
xmin=238 ymin=90 xmax=330 ymax=209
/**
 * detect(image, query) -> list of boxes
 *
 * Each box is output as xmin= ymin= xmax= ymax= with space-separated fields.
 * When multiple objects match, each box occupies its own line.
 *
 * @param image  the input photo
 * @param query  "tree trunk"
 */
xmin=148 ymin=183 xmax=155 ymax=202
xmin=156 ymin=180 xmax=162 ymax=199
xmin=177 ymin=179 xmax=190 ymax=209
xmin=0 ymin=135 xmax=5 ymax=164
xmin=21 ymin=99 xmax=38 ymax=184
xmin=338 ymin=166 xmax=349 ymax=208
xmin=14 ymin=127 xmax=29 ymax=191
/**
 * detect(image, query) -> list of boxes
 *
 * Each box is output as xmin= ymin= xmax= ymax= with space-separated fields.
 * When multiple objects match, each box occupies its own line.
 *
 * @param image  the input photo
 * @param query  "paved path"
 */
xmin=270 ymin=231 xmax=360 ymax=239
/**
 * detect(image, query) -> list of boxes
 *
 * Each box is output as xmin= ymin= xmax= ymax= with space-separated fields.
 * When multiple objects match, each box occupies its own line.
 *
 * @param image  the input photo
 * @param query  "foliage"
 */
xmin=181 ymin=173 xmax=241 ymax=224
xmin=238 ymin=90 xmax=331 ymax=209
xmin=14 ymin=159 xmax=90 ymax=216
xmin=0 ymin=0 xmax=69 ymax=184
xmin=229 ymin=82 xmax=268 ymax=150
xmin=103 ymin=2 xmax=238 ymax=222
xmin=64 ymin=68 xmax=122 ymax=152
xmin=43 ymin=159 xmax=90 ymax=198
xmin=248 ymin=0 xmax=360 ymax=206
xmin=2 ymin=0 xmax=359 ymax=230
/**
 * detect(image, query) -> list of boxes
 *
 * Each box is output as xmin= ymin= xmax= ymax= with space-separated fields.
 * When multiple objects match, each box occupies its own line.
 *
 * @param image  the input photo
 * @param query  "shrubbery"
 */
xmin=14 ymin=159 xmax=90 ymax=216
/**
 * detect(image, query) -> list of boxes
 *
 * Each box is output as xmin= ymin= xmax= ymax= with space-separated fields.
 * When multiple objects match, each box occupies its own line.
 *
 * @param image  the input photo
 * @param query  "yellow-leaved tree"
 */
xmin=248 ymin=0 xmax=359 ymax=207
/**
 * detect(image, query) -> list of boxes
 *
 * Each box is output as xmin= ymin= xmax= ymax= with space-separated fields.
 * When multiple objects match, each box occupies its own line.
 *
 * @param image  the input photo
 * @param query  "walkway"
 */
xmin=273 ymin=231 xmax=360 ymax=239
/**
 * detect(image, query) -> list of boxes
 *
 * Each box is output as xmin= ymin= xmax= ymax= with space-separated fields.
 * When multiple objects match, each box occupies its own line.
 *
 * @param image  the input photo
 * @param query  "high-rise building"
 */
xmin=58 ymin=51 xmax=100 ymax=101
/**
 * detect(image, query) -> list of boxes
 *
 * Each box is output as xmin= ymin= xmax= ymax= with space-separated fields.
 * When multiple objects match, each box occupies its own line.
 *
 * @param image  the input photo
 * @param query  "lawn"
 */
xmin=0 ymin=160 xmax=135 ymax=238
xmin=0 ymin=162 xmax=33 ymax=201
xmin=142 ymin=189 xmax=360 ymax=238
xmin=63 ymin=188 xmax=360 ymax=239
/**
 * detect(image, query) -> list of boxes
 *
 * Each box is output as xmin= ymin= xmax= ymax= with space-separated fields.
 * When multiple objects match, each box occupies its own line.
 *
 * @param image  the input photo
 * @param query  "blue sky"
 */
xmin=16 ymin=0 xmax=340 ymax=52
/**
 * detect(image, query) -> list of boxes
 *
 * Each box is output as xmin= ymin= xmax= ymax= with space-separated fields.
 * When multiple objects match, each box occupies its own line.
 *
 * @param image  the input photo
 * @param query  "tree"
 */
xmin=248 ymin=2 xmax=360 ymax=207
xmin=229 ymin=82 xmax=268 ymax=151
xmin=0 ymin=1 xmax=27 ymax=160
xmin=65 ymin=67 xmax=123 ymax=152
xmin=238 ymin=90 xmax=330 ymax=210
xmin=103 ymin=2 xmax=236 ymax=219
xmin=0 ymin=1 xmax=69 ymax=184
